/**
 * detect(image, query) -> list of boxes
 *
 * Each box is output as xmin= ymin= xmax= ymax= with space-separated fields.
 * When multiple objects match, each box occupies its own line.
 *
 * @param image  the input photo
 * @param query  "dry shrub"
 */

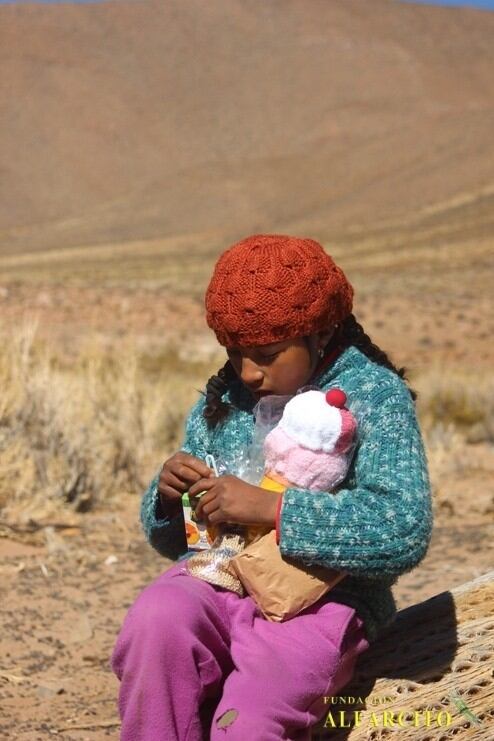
xmin=0 ymin=322 xmax=220 ymax=523
xmin=414 ymin=366 xmax=494 ymax=516
xmin=3 ymin=324 xmax=491 ymax=524
xmin=415 ymin=366 xmax=494 ymax=444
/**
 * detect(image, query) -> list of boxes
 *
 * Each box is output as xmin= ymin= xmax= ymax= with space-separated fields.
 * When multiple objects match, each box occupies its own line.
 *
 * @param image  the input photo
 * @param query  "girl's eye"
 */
xmin=227 ymin=349 xmax=280 ymax=362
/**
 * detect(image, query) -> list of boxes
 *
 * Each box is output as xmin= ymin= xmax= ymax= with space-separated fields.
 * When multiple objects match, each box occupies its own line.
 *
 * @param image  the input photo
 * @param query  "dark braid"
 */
xmin=202 ymin=313 xmax=417 ymax=428
xmin=202 ymin=360 xmax=238 ymax=428
xmin=339 ymin=314 xmax=418 ymax=402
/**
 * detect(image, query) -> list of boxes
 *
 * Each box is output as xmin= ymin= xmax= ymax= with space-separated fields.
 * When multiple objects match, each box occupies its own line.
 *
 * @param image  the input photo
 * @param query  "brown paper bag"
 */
xmin=228 ymin=529 xmax=346 ymax=622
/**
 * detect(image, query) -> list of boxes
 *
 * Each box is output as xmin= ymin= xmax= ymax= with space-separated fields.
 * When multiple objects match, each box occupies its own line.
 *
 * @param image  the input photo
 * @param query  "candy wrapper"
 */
xmin=181 ymin=492 xmax=214 ymax=551
xmin=181 ymin=455 xmax=237 ymax=551
xmin=184 ymin=395 xmax=293 ymax=593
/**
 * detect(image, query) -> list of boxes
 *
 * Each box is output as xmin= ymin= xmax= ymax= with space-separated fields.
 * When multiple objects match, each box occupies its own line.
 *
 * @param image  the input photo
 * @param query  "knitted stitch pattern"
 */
xmin=205 ymin=234 xmax=354 ymax=347
xmin=140 ymin=345 xmax=433 ymax=644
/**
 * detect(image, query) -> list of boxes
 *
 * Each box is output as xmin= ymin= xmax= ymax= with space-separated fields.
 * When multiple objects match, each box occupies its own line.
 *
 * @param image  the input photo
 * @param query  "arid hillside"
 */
xmin=1 ymin=0 xmax=494 ymax=254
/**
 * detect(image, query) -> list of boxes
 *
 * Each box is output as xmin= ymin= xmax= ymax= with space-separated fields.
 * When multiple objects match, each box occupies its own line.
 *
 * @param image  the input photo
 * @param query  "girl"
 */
xmin=111 ymin=234 xmax=433 ymax=741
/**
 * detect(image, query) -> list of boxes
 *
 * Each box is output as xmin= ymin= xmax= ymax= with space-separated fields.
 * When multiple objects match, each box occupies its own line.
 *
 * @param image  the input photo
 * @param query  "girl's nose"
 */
xmin=240 ymin=357 xmax=264 ymax=386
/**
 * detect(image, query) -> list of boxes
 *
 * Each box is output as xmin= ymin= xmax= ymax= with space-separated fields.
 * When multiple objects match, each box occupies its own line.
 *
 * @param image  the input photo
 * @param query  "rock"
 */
xmin=37 ymin=681 xmax=65 ymax=699
xmin=65 ymin=613 xmax=93 ymax=645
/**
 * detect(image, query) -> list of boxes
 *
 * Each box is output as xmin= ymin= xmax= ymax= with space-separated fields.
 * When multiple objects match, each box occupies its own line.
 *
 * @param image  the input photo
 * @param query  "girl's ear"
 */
xmin=305 ymin=333 xmax=319 ymax=354
xmin=317 ymin=325 xmax=338 ymax=349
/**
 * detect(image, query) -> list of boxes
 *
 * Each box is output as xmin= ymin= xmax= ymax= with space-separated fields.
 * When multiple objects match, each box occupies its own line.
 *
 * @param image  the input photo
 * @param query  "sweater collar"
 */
xmin=309 ymin=343 xmax=345 ymax=382
xmin=309 ymin=344 xmax=359 ymax=387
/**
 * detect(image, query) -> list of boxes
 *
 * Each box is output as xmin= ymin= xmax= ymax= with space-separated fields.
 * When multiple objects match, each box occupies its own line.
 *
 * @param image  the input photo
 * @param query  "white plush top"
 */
xmin=278 ymin=389 xmax=343 ymax=453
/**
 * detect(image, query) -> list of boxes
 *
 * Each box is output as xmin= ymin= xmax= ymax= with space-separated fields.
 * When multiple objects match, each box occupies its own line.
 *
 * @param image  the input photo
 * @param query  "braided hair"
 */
xmin=202 ymin=312 xmax=417 ymax=428
xmin=202 ymin=359 xmax=238 ymax=428
xmin=339 ymin=314 xmax=417 ymax=402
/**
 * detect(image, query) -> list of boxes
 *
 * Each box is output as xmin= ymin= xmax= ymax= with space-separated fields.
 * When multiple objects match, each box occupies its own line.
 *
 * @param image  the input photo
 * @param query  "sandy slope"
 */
xmin=1 ymin=0 xmax=494 ymax=253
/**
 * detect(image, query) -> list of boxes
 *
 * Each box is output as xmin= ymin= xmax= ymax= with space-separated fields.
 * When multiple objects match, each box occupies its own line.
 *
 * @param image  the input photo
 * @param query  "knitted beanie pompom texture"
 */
xmin=205 ymin=234 xmax=354 ymax=347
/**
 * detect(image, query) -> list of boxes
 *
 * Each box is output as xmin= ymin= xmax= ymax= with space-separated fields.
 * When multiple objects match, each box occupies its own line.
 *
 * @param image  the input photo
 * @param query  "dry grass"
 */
xmin=415 ymin=367 xmax=494 ymax=444
xmin=414 ymin=367 xmax=494 ymax=518
xmin=1 ymin=319 xmax=492 ymax=525
xmin=0 ymin=321 xmax=220 ymax=523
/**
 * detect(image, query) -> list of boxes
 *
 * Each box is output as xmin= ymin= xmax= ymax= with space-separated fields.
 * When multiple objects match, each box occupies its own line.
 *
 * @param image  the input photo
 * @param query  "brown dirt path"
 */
xmin=1 ymin=496 xmax=493 ymax=740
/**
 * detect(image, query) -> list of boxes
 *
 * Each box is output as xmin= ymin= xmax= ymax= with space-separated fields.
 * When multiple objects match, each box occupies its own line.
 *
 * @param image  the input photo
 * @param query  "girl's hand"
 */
xmin=188 ymin=475 xmax=281 ymax=528
xmin=158 ymin=452 xmax=213 ymax=512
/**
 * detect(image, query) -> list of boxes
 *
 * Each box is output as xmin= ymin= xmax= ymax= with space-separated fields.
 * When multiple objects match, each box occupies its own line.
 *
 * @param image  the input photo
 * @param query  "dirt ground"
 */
xmin=1 ymin=497 xmax=493 ymax=740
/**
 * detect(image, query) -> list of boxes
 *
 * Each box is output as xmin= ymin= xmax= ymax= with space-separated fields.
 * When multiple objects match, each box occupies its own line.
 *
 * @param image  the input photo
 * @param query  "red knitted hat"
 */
xmin=205 ymin=234 xmax=354 ymax=347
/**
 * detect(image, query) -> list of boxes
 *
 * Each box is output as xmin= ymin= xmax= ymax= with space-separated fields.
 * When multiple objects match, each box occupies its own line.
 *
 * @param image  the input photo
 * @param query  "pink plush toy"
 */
xmin=245 ymin=387 xmax=358 ymax=545
xmin=261 ymin=388 xmax=357 ymax=491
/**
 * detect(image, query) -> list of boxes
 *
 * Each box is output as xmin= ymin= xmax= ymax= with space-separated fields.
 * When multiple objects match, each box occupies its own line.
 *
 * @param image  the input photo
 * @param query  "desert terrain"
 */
xmin=1 ymin=0 xmax=493 ymax=738
xmin=1 ymin=221 xmax=492 ymax=739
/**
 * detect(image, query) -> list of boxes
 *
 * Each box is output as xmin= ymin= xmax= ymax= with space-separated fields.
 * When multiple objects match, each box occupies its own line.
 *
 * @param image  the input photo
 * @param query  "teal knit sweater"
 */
xmin=140 ymin=345 xmax=433 ymax=643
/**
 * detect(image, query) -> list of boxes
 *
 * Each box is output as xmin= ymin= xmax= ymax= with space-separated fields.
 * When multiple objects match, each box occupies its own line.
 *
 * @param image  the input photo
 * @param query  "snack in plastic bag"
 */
xmin=185 ymin=453 xmax=250 ymax=594
xmin=184 ymin=529 xmax=247 ymax=595
xmin=184 ymin=401 xmax=292 ymax=593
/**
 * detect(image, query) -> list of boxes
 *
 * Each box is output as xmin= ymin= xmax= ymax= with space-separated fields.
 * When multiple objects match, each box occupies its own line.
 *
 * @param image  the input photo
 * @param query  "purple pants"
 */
xmin=111 ymin=559 xmax=369 ymax=740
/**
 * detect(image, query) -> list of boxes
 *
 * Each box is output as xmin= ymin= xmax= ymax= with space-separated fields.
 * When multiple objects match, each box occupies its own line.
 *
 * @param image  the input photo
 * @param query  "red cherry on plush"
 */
xmin=325 ymin=388 xmax=347 ymax=408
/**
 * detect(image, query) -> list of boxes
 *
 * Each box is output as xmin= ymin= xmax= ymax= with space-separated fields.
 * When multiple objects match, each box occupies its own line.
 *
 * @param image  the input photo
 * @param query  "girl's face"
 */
xmin=226 ymin=329 xmax=336 ymax=400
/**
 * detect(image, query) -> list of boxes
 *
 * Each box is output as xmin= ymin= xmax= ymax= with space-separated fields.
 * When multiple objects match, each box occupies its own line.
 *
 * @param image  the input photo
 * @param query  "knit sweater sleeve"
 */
xmin=277 ymin=392 xmax=433 ymax=579
xmin=139 ymin=394 xmax=209 ymax=560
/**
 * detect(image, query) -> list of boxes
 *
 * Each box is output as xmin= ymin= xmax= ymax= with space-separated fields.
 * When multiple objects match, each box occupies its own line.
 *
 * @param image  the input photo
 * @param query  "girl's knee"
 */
xmin=112 ymin=573 xmax=224 ymax=669
xmin=124 ymin=577 xmax=208 ymax=638
xmin=111 ymin=579 xmax=200 ymax=680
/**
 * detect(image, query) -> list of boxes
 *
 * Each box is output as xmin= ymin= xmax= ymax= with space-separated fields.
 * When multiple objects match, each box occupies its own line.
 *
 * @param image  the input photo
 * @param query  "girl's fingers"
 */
xmin=174 ymin=453 xmax=212 ymax=479
xmin=198 ymin=497 xmax=220 ymax=520
xmin=195 ymin=491 xmax=219 ymax=521
xmin=168 ymin=463 xmax=211 ymax=486
xmin=188 ymin=477 xmax=217 ymax=498
xmin=159 ymin=471 xmax=188 ymax=493
xmin=158 ymin=485 xmax=184 ymax=508
xmin=195 ymin=490 xmax=217 ymax=519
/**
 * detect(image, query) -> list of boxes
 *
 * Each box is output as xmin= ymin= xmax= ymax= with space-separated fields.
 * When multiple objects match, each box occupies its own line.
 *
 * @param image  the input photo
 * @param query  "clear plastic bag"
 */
xmin=242 ymin=393 xmax=294 ymax=484
xmin=185 ymin=385 xmax=359 ymax=597
xmin=184 ymin=395 xmax=294 ymax=592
